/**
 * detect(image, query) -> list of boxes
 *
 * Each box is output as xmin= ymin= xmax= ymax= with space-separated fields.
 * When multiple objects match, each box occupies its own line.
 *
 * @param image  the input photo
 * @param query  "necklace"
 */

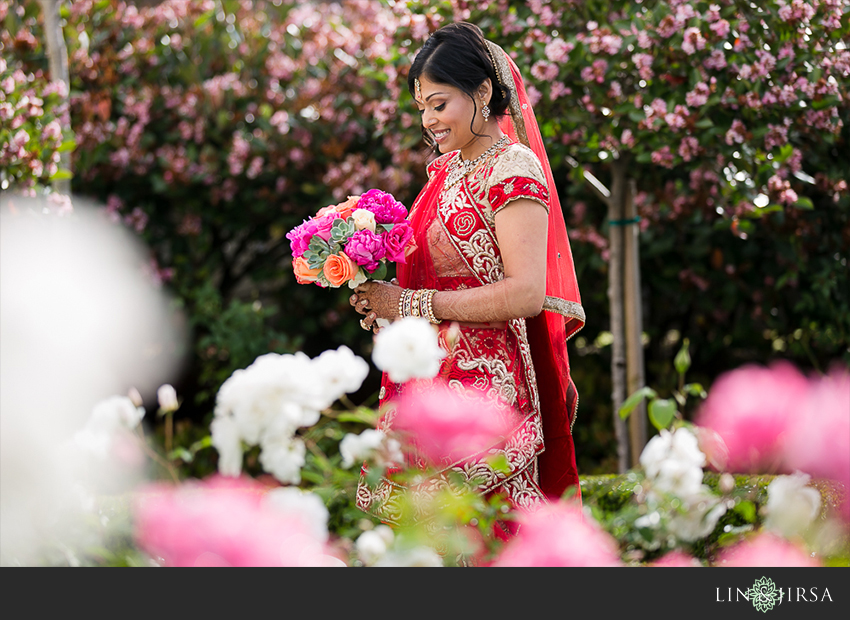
xmin=444 ymin=135 xmax=510 ymax=188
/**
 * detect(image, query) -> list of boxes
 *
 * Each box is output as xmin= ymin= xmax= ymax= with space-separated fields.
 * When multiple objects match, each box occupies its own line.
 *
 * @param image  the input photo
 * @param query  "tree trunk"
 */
xmin=608 ymin=161 xmax=629 ymax=473
xmin=38 ymin=0 xmax=71 ymax=196
xmin=623 ymin=177 xmax=647 ymax=467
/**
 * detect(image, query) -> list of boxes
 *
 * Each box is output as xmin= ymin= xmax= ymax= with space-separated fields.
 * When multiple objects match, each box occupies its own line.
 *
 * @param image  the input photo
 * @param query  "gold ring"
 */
xmin=360 ymin=318 xmax=370 ymax=331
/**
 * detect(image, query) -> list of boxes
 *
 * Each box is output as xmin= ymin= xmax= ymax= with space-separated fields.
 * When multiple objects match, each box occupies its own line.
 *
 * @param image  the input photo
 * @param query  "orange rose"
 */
xmin=323 ymin=251 xmax=359 ymax=287
xmin=333 ymin=195 xmax=360 ymax=220
xmin=293 ymin=257 xmax=321 ymax=284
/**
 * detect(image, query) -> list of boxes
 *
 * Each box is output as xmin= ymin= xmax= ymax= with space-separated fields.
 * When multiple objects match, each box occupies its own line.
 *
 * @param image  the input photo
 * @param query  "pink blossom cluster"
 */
xmin=544 ymin=38 xmax=574 ymax=63
xmin=357 ymin=189 xmax=408 ymax=225
xmin=133 ymin=475 xmax=342 ymax=567
xmin=696 ymin=362 xmax=850 ymax=519
xmin=493 ymin=502 xmax=623 ymax=567
xmin=392 ymin=382 xmax=516 ymax=466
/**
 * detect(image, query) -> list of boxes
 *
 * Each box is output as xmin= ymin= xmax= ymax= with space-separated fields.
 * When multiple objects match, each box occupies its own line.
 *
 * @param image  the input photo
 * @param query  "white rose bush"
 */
xmin=28 ymin=312 xmax=845 ymax=568
xmin=2 ymin=0 xmax=848 ymax=569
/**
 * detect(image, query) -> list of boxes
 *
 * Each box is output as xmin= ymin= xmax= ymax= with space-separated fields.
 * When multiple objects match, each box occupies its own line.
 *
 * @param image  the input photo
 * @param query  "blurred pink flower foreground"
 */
xmin=393 ymin=382 xmax=514 ymax=465
xmin=695 ymin=361 xmax=808 ymax=473
xmin=716 ymin=532 xmax=821 ymax=567
xmin=783 ymin=366 xmax=850 ymax=519
xmin=133 ymin=475 xmax=342 ymax=567
xmin=493 ymin=502 xmax=622 ymax=567
xmin=696 ymin=363 xmax=849 ymax=507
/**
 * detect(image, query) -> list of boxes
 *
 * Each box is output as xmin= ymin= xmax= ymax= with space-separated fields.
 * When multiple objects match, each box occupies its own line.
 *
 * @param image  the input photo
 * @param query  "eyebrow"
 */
xmin=425 ymin=92 xmax=446 ymax=102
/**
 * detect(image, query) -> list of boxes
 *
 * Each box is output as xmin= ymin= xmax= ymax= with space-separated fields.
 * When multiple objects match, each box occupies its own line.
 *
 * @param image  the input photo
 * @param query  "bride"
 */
xmin=349 ymin=22 xmax=585 ymax=537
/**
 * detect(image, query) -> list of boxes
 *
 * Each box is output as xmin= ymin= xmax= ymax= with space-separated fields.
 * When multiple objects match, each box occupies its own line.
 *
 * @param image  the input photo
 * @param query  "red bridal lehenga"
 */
xmin=355 ymin=43 xmax=585 ymax=536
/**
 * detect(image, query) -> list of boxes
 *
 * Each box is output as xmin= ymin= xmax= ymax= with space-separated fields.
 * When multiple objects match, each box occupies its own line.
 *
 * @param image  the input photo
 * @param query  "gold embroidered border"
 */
xmin=542 ymin=296 xmax=586 ymax=324
xmin=485 ymin=40 xmax=528 ymax=146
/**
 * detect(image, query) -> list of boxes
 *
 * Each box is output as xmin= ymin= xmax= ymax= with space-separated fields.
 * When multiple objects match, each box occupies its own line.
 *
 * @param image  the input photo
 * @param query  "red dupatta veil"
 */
xmin=399 ymin=42 xmax=585 ymax=500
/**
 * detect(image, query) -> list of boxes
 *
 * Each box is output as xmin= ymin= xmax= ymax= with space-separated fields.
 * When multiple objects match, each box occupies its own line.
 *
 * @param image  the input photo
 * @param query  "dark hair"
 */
xmin=407 ymin=22 xmax=511 ymax=150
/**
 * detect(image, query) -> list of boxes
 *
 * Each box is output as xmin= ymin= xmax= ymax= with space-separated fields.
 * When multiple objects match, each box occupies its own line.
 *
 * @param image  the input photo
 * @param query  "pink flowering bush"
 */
xmin=4 ymin=1 xmax=849 ymax=539
xmin=696 ymin=362 xmax=850 ymax=516
xmin=715 ymin=532 xmax=821 ymax=567
xmin=0 ymin=11 xmax=72 ymax=198
xmin=694 ymin=361 xmax=809 ymax=473
xmin=493 ymin=502 xmax=623 ymax=567
xmin=393 ymin=382 xmax=515 ymax=465
xmin=133 ymin=475 xmax=344 ymax=567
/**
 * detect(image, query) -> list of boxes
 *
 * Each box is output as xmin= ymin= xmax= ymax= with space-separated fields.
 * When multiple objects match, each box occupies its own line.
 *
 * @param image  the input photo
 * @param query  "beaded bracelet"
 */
xmin=398 ymin=288 xmax=413 ymax=319
xmin=417 ymin=290 xmax=429 ymax=319
xmin=410 ymin=290 xmax=422 ymax=317
xmin=423 ymin=289 xmax=442 ymax=325
xmin=403 ymin=288 xmax=416 ymax=318
xmin=397 ymin=288 xmax=409 ymax=319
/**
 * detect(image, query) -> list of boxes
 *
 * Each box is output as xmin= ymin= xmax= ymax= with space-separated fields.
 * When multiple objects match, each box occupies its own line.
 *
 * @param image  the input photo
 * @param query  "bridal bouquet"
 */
xmin=287 ymin=189 xmax=415 ymax=289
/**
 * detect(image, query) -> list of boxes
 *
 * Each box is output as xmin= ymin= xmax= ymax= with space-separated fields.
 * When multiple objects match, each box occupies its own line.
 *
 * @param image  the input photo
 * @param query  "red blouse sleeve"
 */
xmin=488 ymin=175 xmax=550 ymax=214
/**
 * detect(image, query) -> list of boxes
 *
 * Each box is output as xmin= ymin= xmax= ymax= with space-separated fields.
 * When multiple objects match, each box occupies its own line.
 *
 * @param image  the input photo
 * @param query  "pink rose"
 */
xmin=783 ymin=365 xmax=850 ymax=520
xmin=493 ymin=502 xmax=622 ymax=567
xmin=695 ymin=362 xmax=809 ymax=473
xmin=393 ymin=382 xmax=514 ymax=465
xmin=344 ymin=229 xmax=386 ymax=272
xmin=313 ymin=212 xmax=341 ymax=242
xmin=133 ymin=475 xmax=342 ymax=567
xmin=357 ymin=189 xmax=407 ymax=224
xmin=382 ymin=221 xmax=414 ymax=264
xmin=716 ymin=532 xmax=820 ymax=567
xmin=286 ymin=218 xmax=320 ymax=258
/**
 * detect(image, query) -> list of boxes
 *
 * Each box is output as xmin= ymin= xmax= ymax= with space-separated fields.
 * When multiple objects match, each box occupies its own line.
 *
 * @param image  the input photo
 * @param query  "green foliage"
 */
xmin=581 ymin=472 xmax=847 ymax=565
xmin=5 ymin=0 xmax=848 ymax=473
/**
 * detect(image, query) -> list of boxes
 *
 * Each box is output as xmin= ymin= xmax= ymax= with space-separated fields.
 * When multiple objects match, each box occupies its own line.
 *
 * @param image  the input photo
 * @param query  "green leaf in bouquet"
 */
xmin=302 ymin=250 xmax=324 ymax=270
xmin=330 ymin=218 xmax=356 ymax=244
xmin=648 ymin=398 xmax=677 ymax=430
xmin=368 ymin=261 xmax=388 ymax=281
xmin=379 ymin=223 xmax=395 ymax=233
xmin=308 ymin=234 xmax=331 ymax=255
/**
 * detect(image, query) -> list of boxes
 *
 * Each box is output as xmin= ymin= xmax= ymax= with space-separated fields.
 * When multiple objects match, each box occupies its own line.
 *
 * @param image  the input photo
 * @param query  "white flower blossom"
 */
xmin=372 ymin=317 xmax=446 ymax=383
xmin=263 ymin=487 xmax=330 ymax=542
xmin=212 ymin=346 xmax=369 ymax=482
xmin=640 ymin=427 xmax=707 ymax=497
xmin=339 ymin=429 xmax=403 ymax=469
xmin=666 ymin=490 xmax=727 ymax=542
xmin=259 ymin=435 xmax=306 ymax=485
xmin=156 ymin=384 xmax=179 ymax=412
xmin=355 ymin=525 xmax=394 ymax=565
xmin=347 ymin=269 xmax=368 ymax=289
xmin=373 ymin=546 xmax=444 ymax=567
xmin=73 ymin=395 xmax=146 ymax=460
xmin=214 ymin=352 xmax=313 ymax=444
xmin=351 ymin=208 xmax=377 ymax=232
xmin=311 ymin=345 xmax=370 ymax=406
xmin=764 ymin=472 xmax=821 ymax=539
xmin=210 ymin=414 xmax=243 ymax=477
xmin=89 ymin=395 xmax=146 ymax=432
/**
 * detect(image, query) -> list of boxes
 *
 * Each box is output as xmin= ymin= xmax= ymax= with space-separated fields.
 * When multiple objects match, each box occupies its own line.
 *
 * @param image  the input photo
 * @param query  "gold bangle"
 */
xmin=410 ymin=290 xmax=422 ymax=317
xmin=402 ymin=288 xmax=414 ymax=317
xmin=397 ymin=288 xmax=409 ymax=318
xmin=424 ymin=289 xmax=441 ymax=325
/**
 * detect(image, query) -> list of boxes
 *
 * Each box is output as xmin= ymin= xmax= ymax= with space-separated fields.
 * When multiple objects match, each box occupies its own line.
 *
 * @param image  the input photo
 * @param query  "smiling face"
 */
xmin=415 ymin=75 xmax=492 ymax=158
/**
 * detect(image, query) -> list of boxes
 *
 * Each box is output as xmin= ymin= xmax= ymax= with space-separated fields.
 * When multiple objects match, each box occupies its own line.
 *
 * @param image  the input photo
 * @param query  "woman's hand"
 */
xmin=349 ymin=279 xmax=402 ymax=332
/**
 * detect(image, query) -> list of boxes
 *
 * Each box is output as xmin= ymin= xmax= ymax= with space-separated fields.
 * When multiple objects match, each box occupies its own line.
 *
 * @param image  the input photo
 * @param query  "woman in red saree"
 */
xmin=350 ymin=23 xmax=585 ymax=529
